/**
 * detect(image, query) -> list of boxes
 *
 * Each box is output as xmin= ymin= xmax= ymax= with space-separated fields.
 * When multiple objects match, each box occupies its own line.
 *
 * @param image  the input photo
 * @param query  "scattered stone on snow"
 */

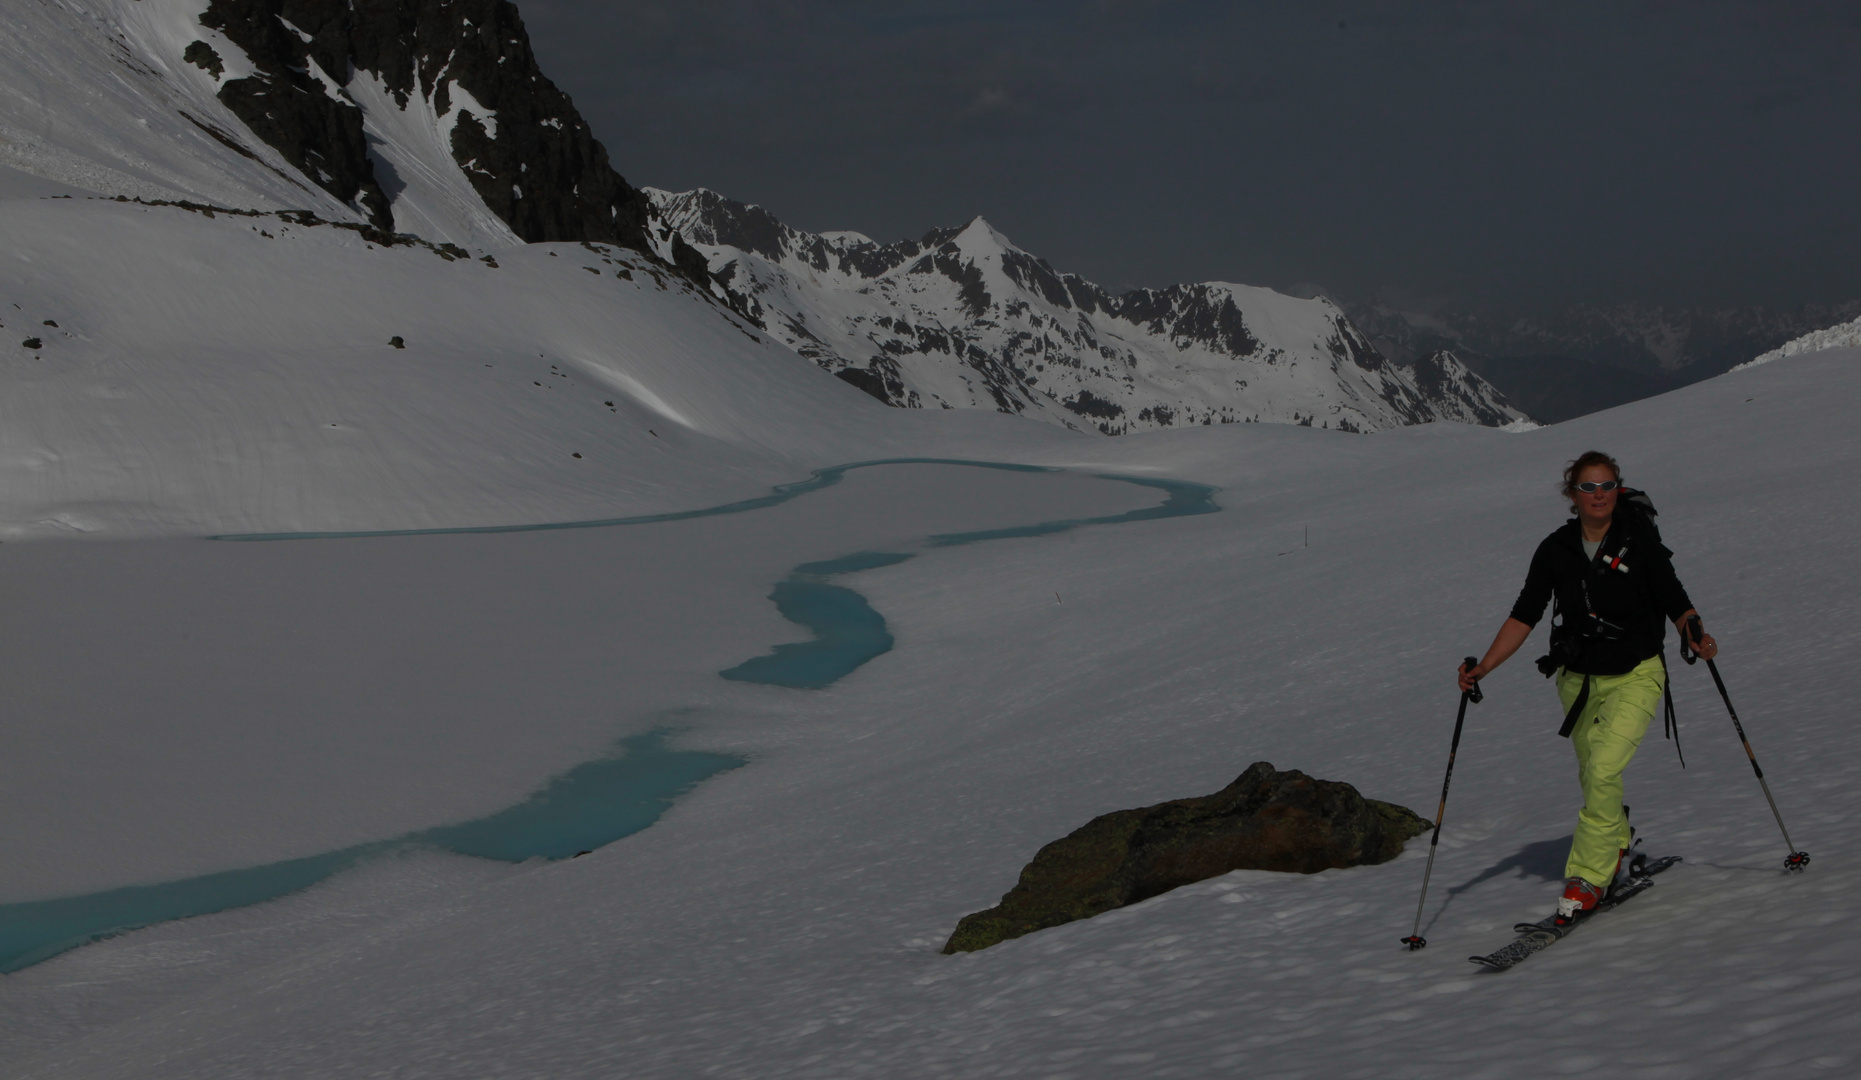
xmin=182 ymin=40 xmax=223 ymax=79
xmin=389 ymin=336 xmax=405 ymax=349
xmin=941 ymin=761 xmax=1429 ymax=954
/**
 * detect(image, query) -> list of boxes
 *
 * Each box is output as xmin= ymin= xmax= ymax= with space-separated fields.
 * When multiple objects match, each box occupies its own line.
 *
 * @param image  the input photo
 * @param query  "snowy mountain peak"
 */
xmin=649 ymin=188 xmax=1526 ymax=434
xmin=949 ymin=215 xmax=1012 ymax=252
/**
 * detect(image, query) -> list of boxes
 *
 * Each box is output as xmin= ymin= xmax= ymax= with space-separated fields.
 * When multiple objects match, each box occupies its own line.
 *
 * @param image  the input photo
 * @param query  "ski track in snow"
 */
xmin=1 ymin=335 xmax=1857 ymax=1076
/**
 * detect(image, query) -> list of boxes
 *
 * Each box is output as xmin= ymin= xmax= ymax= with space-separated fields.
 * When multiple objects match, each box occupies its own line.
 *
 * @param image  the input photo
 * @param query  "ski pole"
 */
xmin=1683 ymin=615 xmax=1809 ymax=873
xmin=1403 ymin=656 xmax=1483 ymax=950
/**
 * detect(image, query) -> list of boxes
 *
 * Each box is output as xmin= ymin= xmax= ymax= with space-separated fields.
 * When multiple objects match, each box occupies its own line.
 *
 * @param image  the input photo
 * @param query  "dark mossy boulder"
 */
xmin=942 ymin=761 xmax=1429 ymax=954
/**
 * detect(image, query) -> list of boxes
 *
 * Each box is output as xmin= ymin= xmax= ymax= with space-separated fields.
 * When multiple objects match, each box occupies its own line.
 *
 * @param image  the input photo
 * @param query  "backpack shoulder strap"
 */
xmin=1618 ymin=488 xmax=1666 ymax=547
xmin=1558 ymin=674 xmax=1591 ymax=738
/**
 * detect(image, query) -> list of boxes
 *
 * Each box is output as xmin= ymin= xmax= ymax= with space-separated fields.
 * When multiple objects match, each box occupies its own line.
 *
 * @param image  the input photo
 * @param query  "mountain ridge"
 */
xmin=3 ymin=2 xmax=1522 ymax=442
xmin=650 ymin=187 xmax=1526 ymax=436
xmin=1349 ymin=296 xmax=1861 ymax=421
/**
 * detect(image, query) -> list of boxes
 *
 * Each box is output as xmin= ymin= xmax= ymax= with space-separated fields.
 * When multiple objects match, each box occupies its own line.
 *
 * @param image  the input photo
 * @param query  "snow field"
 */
xmin=0 ymin=199 xmax=1101 ymax=538
xmin=2 ymin=348 xmax=1856 ymax=1077
xmin=0 ymin=463 xmax=1158 ymax=899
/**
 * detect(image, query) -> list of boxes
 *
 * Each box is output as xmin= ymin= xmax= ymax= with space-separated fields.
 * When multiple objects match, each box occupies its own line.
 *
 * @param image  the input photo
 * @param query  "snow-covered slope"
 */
xmin=650 ymin=187 xmax=1525 ymax=435
xmin=0 ymin=0 xmax=647 ymax=251
xmin=0 ymin=195 xmax=1034 ymax=537
xmin=1735 ymin=313 xmax=1861 ymax=370
xmin=0 ymin=0 xmax=358 ymax=216
xmin=3 ymin=339 xmax=1855 ymax=1077
xmin=2 ymin=2 xmax=1519 ymax=444
xmin=6 ymin=8 xmax=1855 ymax=1074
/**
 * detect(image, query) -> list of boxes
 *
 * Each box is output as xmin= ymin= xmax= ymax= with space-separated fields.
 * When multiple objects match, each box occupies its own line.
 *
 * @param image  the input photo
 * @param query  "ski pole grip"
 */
xmin=1682 ymin=614 xmax=1704 ymax=665
xmin=1463 ymin=656 xmax=1483 ymax=704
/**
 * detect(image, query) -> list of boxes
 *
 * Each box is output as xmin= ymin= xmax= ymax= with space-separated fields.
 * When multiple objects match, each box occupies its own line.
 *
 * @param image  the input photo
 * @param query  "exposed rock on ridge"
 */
xmin=942 ymin=762 xmax=1430 ymax=953
xmin=197 ymin=1 xmax=390 ymax=228
xmin=1407 ymin=349 xmax=1531 ymax=427
xmin=195 ymin=0 xmax=649 ymax=248
xmin=651 ymin=188 xmax=1526 ymax=435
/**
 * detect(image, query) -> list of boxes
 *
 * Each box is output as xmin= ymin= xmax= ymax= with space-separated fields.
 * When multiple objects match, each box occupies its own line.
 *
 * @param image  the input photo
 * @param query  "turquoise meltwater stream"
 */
xmin=2 ymin=462 xmax=1217 ymax=972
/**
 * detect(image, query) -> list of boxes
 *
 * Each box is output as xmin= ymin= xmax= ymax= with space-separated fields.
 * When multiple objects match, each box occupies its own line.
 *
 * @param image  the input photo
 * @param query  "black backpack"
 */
xmin=1534 ymin=488 xmax=1687 ymax=763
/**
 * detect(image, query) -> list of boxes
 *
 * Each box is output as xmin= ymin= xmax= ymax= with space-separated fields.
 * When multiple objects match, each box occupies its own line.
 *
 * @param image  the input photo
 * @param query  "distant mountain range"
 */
xmin=1347 ymin=299 xmax=1861 ymax=423
xmin=12 ymin=0 xmax=1825 ymax=436
xmin=648 ymin=188 xmax=1524 ymax=434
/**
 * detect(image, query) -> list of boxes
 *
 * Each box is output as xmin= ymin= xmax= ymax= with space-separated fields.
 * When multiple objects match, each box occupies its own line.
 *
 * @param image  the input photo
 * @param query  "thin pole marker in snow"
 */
xmin=1402 ymin=657 xmax=1482 ymax=951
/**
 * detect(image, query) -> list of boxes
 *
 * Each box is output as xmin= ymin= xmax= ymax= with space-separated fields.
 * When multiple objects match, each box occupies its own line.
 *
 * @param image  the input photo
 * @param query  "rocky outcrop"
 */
xmin=195 ymin=0 xmax=649 ymax=248
xmin=195 ymin=3 xmax=390 ymax=228
xmin=942 ymin=762 xmax=1429 ymax=954
xmin=650 ymin=188 xmax=1528 ymax=434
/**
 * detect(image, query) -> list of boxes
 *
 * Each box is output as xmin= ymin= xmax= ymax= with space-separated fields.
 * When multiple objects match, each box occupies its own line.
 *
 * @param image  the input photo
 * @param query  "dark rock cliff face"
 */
xmin=196 ymin=0 xmax=650 ymax=248
xmin=196 ymin=3 xmax=390 ymax=228
xmin=942 ymin=762 xmax=1430 ymax=953
xmin=663 ymin=188 xmax=832 ymax=271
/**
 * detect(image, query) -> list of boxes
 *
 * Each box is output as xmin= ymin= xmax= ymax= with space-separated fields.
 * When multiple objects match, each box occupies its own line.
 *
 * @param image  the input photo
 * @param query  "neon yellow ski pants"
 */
xmin=1558 ymin=655 xmax=1665 ymax=887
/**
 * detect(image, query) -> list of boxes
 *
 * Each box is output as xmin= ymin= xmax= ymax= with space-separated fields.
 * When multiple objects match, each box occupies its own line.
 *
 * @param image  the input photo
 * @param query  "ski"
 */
xmin=1469 ymin=855 xmax=1681 ymax=972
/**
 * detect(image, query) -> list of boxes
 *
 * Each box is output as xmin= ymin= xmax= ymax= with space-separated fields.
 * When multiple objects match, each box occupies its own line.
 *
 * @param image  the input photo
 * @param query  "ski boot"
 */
xmin=1554 ymin=878 xmax=1605 ymax=926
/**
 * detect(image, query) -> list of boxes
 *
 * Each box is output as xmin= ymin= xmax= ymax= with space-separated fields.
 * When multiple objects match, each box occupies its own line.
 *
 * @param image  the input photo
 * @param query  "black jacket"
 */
xmin=1509 ymin=496 xmax=1695 ymax=676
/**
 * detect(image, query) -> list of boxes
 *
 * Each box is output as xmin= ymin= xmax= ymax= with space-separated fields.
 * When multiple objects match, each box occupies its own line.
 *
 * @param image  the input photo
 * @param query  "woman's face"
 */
xmin=1572 ymin=463 xmax=1620 ymax=521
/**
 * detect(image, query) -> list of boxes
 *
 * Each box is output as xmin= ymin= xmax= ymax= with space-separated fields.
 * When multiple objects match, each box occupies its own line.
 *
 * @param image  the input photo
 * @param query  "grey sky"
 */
xmin=516 ymin=1 xmax=1860 ymax=310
